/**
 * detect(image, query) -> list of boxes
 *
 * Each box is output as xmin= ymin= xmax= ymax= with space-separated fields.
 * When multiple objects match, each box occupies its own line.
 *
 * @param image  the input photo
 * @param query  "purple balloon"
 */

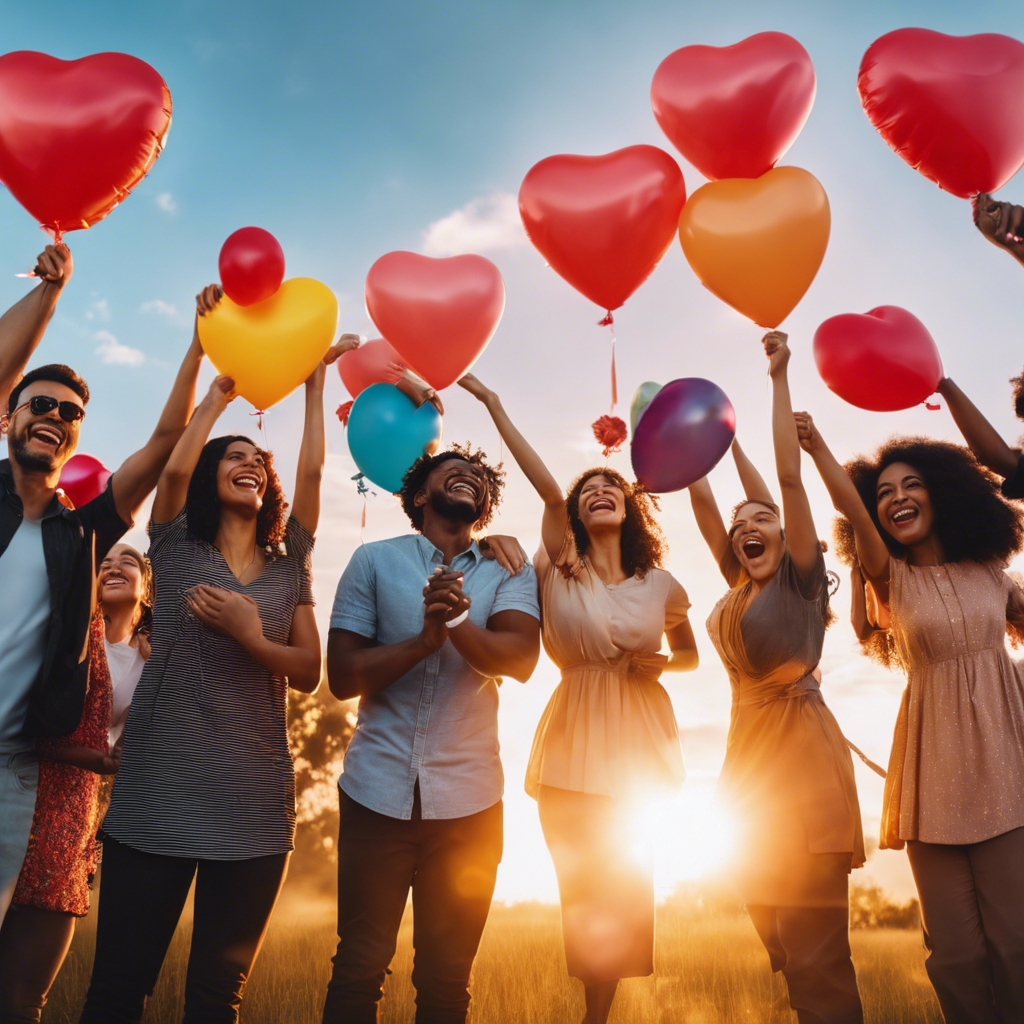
xmin=630 ymin=377 xmax=736 ymax=493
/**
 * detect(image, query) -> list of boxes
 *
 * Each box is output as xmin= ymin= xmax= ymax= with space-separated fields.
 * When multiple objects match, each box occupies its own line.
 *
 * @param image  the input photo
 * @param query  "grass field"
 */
xmin=43 ymin=891 xmax=942 ymax=1023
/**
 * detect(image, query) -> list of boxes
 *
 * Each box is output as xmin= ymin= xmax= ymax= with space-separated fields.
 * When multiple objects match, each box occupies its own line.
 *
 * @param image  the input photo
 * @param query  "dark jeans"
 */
xmin=321 ymin=789 xmax=503 ymax=1024
xmin=79 ymin=836 xmax=288 ymax=1024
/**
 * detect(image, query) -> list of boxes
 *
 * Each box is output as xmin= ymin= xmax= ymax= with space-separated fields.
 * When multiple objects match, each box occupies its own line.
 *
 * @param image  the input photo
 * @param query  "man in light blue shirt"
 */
xmin=322 ymin=445 xmax=540 ymax=1024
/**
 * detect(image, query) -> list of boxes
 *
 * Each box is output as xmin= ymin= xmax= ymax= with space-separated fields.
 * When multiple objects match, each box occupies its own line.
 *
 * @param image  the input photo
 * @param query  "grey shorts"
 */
xmin=0 ymin=745 xmax=40 ymax=892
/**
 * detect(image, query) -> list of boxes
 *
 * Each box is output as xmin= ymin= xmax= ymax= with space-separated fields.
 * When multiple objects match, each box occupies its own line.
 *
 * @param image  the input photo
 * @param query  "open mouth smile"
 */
xmin=30 ymin=424 xmax=64 ymax=447
xmin=233 ymin=471 xmax=262 ymax=491
xmin=101 ymin=571 xmax=129 ymax=588
xmin=588 ymin=496 xmax=615 ymax=513
xmin=741 ymin=536 xmax=766 ymax=559
xmin=447 ymin=478 xmax=479 ymax=500
xmin=890 ymin=506 xmax=919 ymax=529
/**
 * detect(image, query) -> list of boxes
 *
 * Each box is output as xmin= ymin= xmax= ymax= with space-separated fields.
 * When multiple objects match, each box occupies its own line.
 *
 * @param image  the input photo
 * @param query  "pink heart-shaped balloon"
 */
xmin=813 ymin=306 xmax=943 ymax=412
xmin=0 ymin=51 xmax=171 ymax=236
xmin=365 ymin=252 xmax=505 ymax=391
xmin=58 ymin=453 xmax=111 ymax=508
xmin=337 ymin=338 xmax=404 ymax=398
xmin=651 ymin=32 xmax=816 ymax=181
xmin=859 ymin=29 xmax=1024 ymax=198
xmin=519 ymin=145 xmax=686 ymax=312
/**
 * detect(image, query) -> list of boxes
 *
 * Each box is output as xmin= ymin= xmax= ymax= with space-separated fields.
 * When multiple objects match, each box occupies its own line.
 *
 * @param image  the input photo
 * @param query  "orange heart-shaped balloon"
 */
xmin=198 ymin=277 xmax=337 ymax=410
xmin=678 ymin=166 xmax=830 ymax=328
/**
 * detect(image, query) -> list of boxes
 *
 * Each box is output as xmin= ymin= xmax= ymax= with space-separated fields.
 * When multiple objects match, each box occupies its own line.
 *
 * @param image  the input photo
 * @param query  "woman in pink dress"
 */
xmin=460 ymin=374 xmax=698 ymax=1024
xmin=799 ymin=407 xmax=1024 ymax=1024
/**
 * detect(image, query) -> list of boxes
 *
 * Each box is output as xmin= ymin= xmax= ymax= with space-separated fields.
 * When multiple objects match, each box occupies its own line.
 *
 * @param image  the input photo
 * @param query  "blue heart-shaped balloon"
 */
xmin=347 ymin=383 xmax=443 ymax=493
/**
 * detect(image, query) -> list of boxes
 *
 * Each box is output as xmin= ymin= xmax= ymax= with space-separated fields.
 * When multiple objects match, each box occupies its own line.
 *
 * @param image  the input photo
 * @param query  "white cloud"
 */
xmin=85 ymin=298 xmax=110 ymax=322
xmin=155 ymin=192 xmax=177 ymax=214
xmin=94 ymin=330 xmax=145 ymax=367
xmin=141 ymin=299 xmax=179 ymax=318
xmin=421 ymin=193 xmax=526 ymax=257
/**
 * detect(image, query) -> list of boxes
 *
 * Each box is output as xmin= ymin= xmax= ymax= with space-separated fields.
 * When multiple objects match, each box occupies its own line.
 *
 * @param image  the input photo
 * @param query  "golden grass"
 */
xmin=43 ymin=894 xmax=941 ymax=1023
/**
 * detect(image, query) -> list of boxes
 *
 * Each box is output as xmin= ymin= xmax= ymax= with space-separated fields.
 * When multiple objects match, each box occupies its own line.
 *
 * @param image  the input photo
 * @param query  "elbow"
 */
xmin=290 ymin=655 xmax=322 ymax=694
xmin=327 ymin=661 xmax=360 ymax=701
xmin=777 ymin=470 xmax=802 ymax=492
xmin=668 ymin=649 xmax=699 ymax=672
xmin=509 ymin=647 xmax=541 ymax=684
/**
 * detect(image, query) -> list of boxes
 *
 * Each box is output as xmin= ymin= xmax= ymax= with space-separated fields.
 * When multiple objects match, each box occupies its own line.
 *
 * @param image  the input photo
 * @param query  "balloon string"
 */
xmin=598 ymin=312 xmax=617 ymax=411
xmin=924 ymin=401 xmax=941 ymax=411
xmin=249 ymin=408 xmax=266 ymax=434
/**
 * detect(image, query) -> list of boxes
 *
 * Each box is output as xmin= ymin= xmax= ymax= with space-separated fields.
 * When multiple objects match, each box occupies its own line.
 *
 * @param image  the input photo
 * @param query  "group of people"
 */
xmin=0 ymin=194 xmax=1021 ymax=1024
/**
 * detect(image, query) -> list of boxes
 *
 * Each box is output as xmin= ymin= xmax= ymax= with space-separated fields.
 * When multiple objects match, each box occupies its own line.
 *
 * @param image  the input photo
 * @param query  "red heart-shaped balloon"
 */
xmin=58 ymin=453 xmax=111 ymax=509
xmin=519 ymin=145 xmax=686 ymax=312
xmin=337 ymin=338 xmax=404 ymax=398
xmin=859 ymin=29 xmax=1024 ymax=198
xmin=651 ymin=32 xmax=816 ymax=181
xmin=365 ymin=252 xmax=505 ymax=391
xmin=813 ymin=306 xmax=943 ymax=412
xmin=0 ymin=51 xmax=172 ymax=236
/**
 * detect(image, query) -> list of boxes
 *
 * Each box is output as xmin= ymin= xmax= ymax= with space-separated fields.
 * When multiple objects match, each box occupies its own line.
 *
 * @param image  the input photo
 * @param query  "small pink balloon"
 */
xmin=336 ymin=338 xmax=405 ymax=398
xmin=59 ymin=452 xmax=111 ymax=508
xmin=219 ymin=227 xmax=285 ymax=306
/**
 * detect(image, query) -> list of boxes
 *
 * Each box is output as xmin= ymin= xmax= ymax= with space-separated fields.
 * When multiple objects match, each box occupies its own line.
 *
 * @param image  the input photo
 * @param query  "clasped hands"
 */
xmin=419 ymin=567 xmax=471 ymax=651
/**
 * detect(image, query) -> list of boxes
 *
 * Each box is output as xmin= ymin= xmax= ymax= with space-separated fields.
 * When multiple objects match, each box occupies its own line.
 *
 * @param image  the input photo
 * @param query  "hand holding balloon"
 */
xmin=974 ymin=193 xmax=1024 ymax=264
xmin=195 ymin=284 xmax=223 ymax=319
xmin=31 ymin=244 xmax=72 ymax=287
xmin=306 ymin=335 xmax=360 ymax=393
xmin=793 ymin=412 xmax=822 ymax=455
xmin=762 ymin=331 xmax=791 ymax=377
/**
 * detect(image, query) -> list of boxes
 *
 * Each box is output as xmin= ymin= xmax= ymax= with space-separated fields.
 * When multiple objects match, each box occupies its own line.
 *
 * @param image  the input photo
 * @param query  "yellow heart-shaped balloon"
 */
xmin=678 ymin=166 xmax=830 ymax=328
xmin=198 ymin=277 xmax=338 ymax=409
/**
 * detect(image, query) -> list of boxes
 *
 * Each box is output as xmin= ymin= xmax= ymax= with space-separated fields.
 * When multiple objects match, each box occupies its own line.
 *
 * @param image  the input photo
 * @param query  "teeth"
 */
xmin=892 ymin=508 xmax=916 ymax=522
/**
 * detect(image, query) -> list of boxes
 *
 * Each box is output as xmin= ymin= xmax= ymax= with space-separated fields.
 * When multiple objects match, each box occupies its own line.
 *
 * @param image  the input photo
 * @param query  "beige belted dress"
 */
xmin=525 ymin=535 xmax=691 ymax=982
xmin=708 ymin=550 xmax=865 ymax=908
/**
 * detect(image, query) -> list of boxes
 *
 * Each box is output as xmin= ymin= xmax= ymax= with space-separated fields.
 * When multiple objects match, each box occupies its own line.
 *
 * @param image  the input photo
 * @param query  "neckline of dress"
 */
xmin=583 ymin=557 xmax=642 ymax=590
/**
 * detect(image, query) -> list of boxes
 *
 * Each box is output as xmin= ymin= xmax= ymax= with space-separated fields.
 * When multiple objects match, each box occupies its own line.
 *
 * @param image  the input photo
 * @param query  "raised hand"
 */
xmin=974 ymin=193 xmax=1024 ymax=262
xmin=323 ymin=333 xmax=362 ymax=365
xmin=195 ymin=284 xmax=223 ymax=318
xmin=762 ymin=330 xmax=790 ymax=377
xmin=458 ymin=373 xmax=494 ymax=404
xmin=794 ymin=411 xmax=822 ymax=454
xmin=478 ymin=534 xmax=528 ymax=575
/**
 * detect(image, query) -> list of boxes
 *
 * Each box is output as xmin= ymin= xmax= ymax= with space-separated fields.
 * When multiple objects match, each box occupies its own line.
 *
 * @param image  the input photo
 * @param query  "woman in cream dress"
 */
xmin=460 ymin=375 xmax=698 ymax=1024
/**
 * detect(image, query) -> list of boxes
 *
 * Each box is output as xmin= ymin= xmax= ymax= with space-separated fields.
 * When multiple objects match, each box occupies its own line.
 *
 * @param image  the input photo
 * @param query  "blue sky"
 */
xmin=4 ymin=0 xmax=1024 ymax=900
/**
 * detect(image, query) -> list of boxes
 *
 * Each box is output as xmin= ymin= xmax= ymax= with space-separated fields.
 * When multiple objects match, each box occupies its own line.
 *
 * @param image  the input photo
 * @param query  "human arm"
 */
xmin=0 ymin=245 xmax=72 ymax=405
xmin=764 ymin=332 xmax=820 ymax=575
xmin=108 ymin=286 xmax=216 ymax=524
xmin=794 ymin=412 xmax=891 ymax=585
xmin=448 ymin=610 xmax=540 ymax=683
xmin=732 ymin=438 xmax=774 ymax=506
xmin=40 ymin=746 xmax=119 ymax=774
xmin=665 ymin=619 xmax=699 ymax=671
xmin=478 ymin=534 xmax=529 ymax=575
xmin=973 ymin=193 xmax=1024 ymax=267
xmin=150 ymin=375 xmax=235 ymax=523
xmin=185 ymin=587 xmax=322 ymax=692
xmin=395 ymin=366 xmax=443 ymax=414
xmin=688 ymin=476 xmax=734 ymax=582
xmin=936 ymin=377 xmax=1019 ymax=479
xmin=849 ymin=564 xmax=879 ymax=641
xmin=459 ymin=373 xmax=566 ymax=562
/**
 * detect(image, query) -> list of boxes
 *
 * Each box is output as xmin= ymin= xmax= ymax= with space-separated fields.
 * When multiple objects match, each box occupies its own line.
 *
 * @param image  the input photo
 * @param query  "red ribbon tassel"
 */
xmin=591 ymin=415 xmax=628 ymax=457
xmin=924 ymin=400 xmax=941 ymax=411
xmin=336 ymin=400 xmax=354 ymax=426
xmin=249 ymin=408 xmax=265 ymax=430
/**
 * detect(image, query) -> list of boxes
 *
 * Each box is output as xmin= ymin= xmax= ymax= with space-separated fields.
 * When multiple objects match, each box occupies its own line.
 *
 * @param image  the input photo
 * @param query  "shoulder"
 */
xmin=283 ymin=515 xmax=315 ymax=555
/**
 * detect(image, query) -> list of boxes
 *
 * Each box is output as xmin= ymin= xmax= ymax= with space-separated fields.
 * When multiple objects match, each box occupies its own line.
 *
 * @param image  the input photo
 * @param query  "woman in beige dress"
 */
xmin=460 ymin=374 xmax=698 ymax=1024
xmin=798 ymin=406 xmax=1024 ymax=1024
xmin=688 ymin=333 xmax=865 ymax=1024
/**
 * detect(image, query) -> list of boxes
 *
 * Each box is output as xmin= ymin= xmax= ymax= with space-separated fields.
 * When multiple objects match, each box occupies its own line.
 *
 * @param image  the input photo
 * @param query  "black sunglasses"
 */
xmin=14 ymin=395 xmax=86 ymax=423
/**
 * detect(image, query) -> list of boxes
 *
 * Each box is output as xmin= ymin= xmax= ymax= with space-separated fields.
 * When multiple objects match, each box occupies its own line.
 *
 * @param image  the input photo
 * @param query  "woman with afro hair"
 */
xmin=79 ymin=303 xmax=356 ymax=1023
xmin=687 ymin=333 xmax=866 ymax=1024
xmin=460 ymin=373 xmax=698 ymax=1024
xmin=797 ymin=404 xmax=1024 ymax=1024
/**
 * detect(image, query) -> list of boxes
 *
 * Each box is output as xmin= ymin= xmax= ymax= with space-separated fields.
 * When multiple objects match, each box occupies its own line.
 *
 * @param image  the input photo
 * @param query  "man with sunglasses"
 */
xmin=0 ymin=247 xmax=211 ymax=925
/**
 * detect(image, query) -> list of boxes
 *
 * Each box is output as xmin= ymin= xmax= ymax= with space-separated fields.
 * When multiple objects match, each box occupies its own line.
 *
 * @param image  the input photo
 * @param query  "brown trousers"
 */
xmin=907 ymin=826 xmax=1024 ymax=1024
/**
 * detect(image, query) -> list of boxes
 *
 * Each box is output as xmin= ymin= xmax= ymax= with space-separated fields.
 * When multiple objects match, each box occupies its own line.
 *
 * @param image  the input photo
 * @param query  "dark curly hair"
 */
xmin=1011 ymin=368 xmax=1024 ymax=422
xmin=399 ymin=443 xmax=504 ymax=532
xmin=185 ymin=436 xmax=288 ymax=551
xmin=833 ymin=436 xmax=1024 ymax=665
xmin=563 ymin=467 xmax=665 ymax=579
xmin=9 ymin=363 xmax=89 ymax=413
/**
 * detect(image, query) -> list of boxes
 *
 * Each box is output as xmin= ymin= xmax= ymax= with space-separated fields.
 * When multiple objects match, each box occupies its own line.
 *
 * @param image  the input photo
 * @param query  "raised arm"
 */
xmin=795 ymin=412 xmax=890 ymax=584
xmin=150 ymin=375 xmax=234 ymax=524
xmin=688 ymin=476 xmax=733 ymax=581
xmin=974 ymin=193 xmax=1024 ymax=268
xmin=732 ymin=437 xmax=774 ymax=506
xmin=0 ymin=245 xmax=72 ymax=405
xmin=764 ymin=332 xmax=819 ymax=574
xmin=460 ymin=373 xmax=567 ymax=562
xmin=108 ymin=287 xmax=217 ymax=524
xmin=936 ymin=377 xmax=1019 ymax=479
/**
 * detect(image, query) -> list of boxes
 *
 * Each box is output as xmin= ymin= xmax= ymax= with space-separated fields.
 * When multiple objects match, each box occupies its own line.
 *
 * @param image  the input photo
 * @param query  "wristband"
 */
xmin=446 ymin=608 xmax=470 ymax=629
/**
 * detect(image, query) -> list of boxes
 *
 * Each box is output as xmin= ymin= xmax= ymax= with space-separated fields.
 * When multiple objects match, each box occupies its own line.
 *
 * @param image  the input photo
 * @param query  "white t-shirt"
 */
xmin=104 ymin=637 xmax=146 ymax=749
xmin=0 ymin=519 xmax=51 ymax=741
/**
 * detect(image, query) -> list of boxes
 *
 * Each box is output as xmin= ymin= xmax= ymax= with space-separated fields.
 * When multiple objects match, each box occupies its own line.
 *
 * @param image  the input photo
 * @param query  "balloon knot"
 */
xmin=924 ymin=401 xmax=941 ymax=411
xmin=597 ymin=311 xmax=614 ymax=327
xmin=591 ymin=415 xmax=628 ymax=457
xmin=336 ymin=400 xmax=354 ymax=426
xmin=352 ymin=472 xmax=371 ymax=497
xmin=249 ymin=409 xmax=265 ymax=430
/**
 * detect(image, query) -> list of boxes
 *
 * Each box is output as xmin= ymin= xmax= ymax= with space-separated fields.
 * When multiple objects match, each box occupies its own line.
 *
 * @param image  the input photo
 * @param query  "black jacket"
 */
xmin=0 ymin=460 xmax=129 ymax=736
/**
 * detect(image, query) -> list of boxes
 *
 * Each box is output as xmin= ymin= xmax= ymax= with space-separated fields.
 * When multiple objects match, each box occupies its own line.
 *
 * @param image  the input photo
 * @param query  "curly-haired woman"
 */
xmin=459 ymin=373 xmax=698 ymax=1024
xmin=78 ymin=317 xmax=355 ymax=1023
xmin=797 ymin=409 xmax=1024 ymax=1023
xmin=0 ymin=543 xmax=152 ymax=1022
xmin=687 ymin=333 xmax=866 ymax=1024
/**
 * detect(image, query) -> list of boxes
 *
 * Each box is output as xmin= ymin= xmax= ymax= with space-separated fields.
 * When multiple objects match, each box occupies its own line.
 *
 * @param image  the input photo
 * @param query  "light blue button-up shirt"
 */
xmin=330 ymin=533 xmax=540 ymax=820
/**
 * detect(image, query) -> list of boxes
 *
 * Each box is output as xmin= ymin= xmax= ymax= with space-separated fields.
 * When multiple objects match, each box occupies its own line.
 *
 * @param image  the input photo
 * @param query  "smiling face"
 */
xmin=215 ymin=441 xmax=267 ymax=514
xmin=876 ymin=461 xmax=934 ymax=547
xmin=97 ymin=543 xmax=146 ymax=613
xmin=730 ymin=501 xmax=785 ymax=583
xmin=578 ymin=473 xmax=626 ymax=537
xmin=6 ymin=380 xmax=83 ymax=473
xmin=418 ymin=457 xmax=489 ymax=525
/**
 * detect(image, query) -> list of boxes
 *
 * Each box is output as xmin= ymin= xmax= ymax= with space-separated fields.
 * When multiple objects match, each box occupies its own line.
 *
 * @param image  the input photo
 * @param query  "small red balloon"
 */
xmin=0 ymin=51 xmax=172 ymax=237
xmin=651 ymin=32 xmax=816 ymax=181
xmin=219 ymin=227 xmax=286 ymax=306
xmin=518 ymin=145 xmax=686 ymax=312
xmin=58 ymin=453 xmax=111 ymax=508
xmin=813 ymin=306 xmax=943 ymax=412
xmin=859 ymin=29 xmax=1024 ymax=198
xmin=337 ymin=338 xmax=404 ymax=398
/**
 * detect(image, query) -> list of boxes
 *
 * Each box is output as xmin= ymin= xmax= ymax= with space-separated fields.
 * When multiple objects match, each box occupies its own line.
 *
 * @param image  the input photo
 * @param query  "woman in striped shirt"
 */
xmin=79 ymin=326 xmax=353 ymax=1024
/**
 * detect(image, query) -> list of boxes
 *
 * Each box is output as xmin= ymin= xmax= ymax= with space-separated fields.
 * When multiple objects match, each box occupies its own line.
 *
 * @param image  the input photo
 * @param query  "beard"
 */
xmin=429 ymin=490 xmax=482 ymax=525
xmin=9 ymin=431 xmax=68 ymax=473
